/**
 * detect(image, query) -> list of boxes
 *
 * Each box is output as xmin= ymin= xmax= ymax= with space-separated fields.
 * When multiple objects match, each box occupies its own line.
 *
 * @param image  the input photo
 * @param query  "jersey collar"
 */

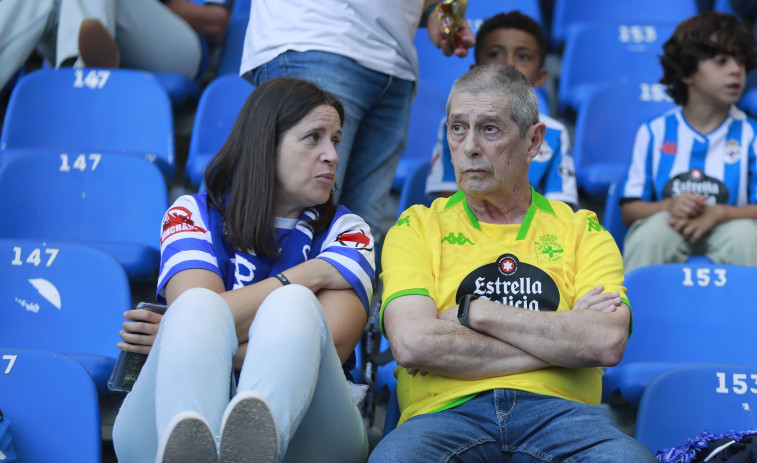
xmin=445 ymin=186 xmax=555 ymax=240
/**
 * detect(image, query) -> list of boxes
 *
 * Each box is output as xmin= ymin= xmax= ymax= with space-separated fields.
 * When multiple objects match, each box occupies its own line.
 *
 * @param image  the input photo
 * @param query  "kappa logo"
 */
xmin=161 ymin=206 xmax=207 ymax=244
xmin=587 ymin=218 xmax=606 ymax=232
xmin=337 ymin=230 xmax=373 ymax=250
xmin=441 ymin=232 xmax=475 ymax=245
xmin=395 ymin=215 xmax=410 ymax=227
xmin=661 ymin=140 xmax=677 ymax=155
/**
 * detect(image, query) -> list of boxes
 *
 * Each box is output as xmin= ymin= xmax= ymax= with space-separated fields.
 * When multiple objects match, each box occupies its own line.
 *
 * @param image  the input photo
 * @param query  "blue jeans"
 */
xmin=246 ymin=51 xmax=414 ymax=242
xmin=369 ymin=389 xmax=656 ymax=462
xmin=112 ymin=286 xmax=368 ymax=463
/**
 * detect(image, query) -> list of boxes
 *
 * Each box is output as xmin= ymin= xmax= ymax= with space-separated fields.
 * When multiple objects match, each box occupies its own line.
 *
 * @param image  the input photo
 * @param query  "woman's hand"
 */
xmin=117 ymin=308 xmax=163 ymax=354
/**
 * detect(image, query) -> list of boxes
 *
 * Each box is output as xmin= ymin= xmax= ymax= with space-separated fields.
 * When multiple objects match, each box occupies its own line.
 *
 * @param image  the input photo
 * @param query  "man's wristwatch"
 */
xmin=457 ymin=294 xmax=479 ymax=330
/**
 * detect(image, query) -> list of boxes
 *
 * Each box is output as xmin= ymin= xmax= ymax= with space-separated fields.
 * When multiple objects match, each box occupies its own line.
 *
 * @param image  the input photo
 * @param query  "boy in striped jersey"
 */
xmin=620 ymin=12 xmax=757 ymax=273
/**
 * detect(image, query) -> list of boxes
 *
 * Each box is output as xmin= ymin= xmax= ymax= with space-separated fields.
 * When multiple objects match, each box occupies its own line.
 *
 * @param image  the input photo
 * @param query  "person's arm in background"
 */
xmin=420 ymin=0 xmax=475 ymax=57
xmin=165 ymin=0 xmax=230 ymax=45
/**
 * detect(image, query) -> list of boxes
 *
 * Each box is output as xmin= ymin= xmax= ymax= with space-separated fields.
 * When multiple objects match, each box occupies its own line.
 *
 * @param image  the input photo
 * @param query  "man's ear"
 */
xmin=525 ymin=122 xmax=546 ymax=165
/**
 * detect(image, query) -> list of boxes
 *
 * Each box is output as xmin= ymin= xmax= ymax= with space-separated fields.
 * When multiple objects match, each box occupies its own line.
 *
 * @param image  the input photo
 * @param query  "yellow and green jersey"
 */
xmin=380 ymin=189 xmax=628 ymax=425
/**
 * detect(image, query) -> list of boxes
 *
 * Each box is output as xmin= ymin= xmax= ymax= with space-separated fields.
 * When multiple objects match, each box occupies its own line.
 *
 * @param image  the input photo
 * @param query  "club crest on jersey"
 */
xmin=161 ymin=206 xmax=207 ymax=244
xmin=534 ymin=140 xmax=553 ymax=163
xmin=337 ymin=230 xmax=373 ymax=250
xmin=456 ymin=254 xmax=560 ymax=311
xmin=535 ymin=234 xmax=563 ymax=263
xmin=723 ymin=139 xmax=741 ymax=164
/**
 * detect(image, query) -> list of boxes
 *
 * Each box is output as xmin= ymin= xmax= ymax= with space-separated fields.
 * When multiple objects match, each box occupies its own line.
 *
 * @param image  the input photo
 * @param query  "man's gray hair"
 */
xmin=447 ymin=64 xmax=539 ymax=139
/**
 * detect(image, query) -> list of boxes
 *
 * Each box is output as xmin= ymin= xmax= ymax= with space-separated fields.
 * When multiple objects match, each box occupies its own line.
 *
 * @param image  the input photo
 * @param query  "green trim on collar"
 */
xmin=530 ymin=187 xmax=556 ymax=215
xmin=444 ymin=190 xmax=466 ymax=209
xmin=444 ymin=191 xmax=481 ymax=230
xmin=515 ymin=204 xmax=536 ymax=241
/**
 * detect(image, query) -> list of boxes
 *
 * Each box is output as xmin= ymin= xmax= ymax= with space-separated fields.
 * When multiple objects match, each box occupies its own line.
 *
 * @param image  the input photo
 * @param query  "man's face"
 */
xmin=447 ymin=91 xmax=540 ymax=197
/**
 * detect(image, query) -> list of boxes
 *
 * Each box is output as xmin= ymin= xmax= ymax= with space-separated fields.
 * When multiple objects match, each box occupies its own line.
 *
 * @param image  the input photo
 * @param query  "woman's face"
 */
xmin=274 ymin=104 xmax=341 ymax=218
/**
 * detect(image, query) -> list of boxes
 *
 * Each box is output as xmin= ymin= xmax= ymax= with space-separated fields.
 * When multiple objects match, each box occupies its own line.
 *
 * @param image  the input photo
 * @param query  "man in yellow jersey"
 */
xmin=369 ymin=65 xmax=655 ymax=462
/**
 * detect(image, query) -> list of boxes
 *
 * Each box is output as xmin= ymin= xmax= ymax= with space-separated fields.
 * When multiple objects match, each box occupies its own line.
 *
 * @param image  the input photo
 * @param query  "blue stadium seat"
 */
xmin=572 ymin=82 xmax=676 ymax=198
xmin=230 ymin=0 xmax=250 ymax=21
xmin=738 ymin=87 xmax=757 ymax=118
xmin=635 ymin=364 xmax=757 ymax=454
xmin=216 ymin=15 xmax=248 ymax=77
xmin=603 ymin=180 xmax=628 ymax=253
xmin=551 ymin=0 xmax=697 ymax=50
xmin=0 ymin=348 xmax=102 ymax=463
xmin=465 ymin=0 xmax=543 ymax=34
xmin=602 ymin=263 xmax=757 ymax=406
xmin=397 ymin=160 xmax=433 ymax=219
xmin=0 ymin=239 xmax=131 ymax=395
xmin=186 ymin=75 xmax=254 ymax=186
xmin=383 ymin=386 xmax=401 ymax=437
xmin=558 ymin=22 xmax=677 ymax=113
xmin=0 ymin=68 xmax=175 ymax=180
xmin=0 ymin=150 xmax=168 ymax=281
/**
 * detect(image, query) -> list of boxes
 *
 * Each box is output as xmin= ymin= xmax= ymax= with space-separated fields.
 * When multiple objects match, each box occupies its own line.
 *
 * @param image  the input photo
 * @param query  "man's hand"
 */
xmin=573 ymin=286 xmax=622 ymax=313
xmin=667 ymin=204 xmax=725 ymax=244
xmin=118 ymin=308 xmax=163 ymax=354
xmin=666 ymin=193 xmax=707 ymax=219
xmin=426 ymin=14 xmax=475 ymax=58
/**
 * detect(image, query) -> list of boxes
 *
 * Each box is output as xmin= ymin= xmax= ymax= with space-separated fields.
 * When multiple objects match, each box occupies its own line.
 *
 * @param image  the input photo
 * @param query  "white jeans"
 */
xmin=0 ymin=0 xmax=202 ymax=90
xmin=112 ymin=285 xmax=368 ymax=463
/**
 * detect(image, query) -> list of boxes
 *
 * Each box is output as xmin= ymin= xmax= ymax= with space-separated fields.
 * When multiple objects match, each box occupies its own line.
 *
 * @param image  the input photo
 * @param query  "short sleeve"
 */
xmin=379 ymin=206 xmax=436 ymax=335
xmin=156 ymin=195 xmax=219 ymax=303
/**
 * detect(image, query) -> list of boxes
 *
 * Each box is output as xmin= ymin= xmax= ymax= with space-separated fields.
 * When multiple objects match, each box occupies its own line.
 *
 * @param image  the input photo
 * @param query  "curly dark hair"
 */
xmin=660 ymin=12 xmax=757 ymax=106
xmin=474 ymin=11 xmax=548 ymax=68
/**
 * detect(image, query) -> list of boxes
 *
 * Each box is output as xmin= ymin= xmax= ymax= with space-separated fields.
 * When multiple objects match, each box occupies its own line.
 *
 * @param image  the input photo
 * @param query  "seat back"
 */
xmin=621 ymin=263 xmax=757 ymax=365
xmin=397 ymin=160 xmax=433 ymax=219
xmin=0 ymin=150 xmax=168 ymax=281
xmin=635 ymin=364 xmax=757 ymax=454
xmin=0 ymin=68 xmax=175 ymax=180
xmin=0 ymin=348 xmax=102 ymax=463
xmin=572 ymin=82 xmax=676 ymax=197
xmin=186 ymin=75 xmax=255 ymax=186
xmin=465 ymin=0 xmax=543 ymax=34
xmin=216 ymin=15 xmax=249 ymax=77
xmin=603 ymin=180 xmax=629 ymax=252
xmin=0 ymin=239 xmax=130 ymax=360
xmin=558 ymin=22 xmax=676 ymax=113
xmin=551 ymin=0 xmax=697 ymax=49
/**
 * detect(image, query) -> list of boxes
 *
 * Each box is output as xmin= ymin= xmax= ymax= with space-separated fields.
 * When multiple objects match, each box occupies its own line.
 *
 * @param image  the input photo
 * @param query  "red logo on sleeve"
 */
xmin=337 ymin=230 xmax=373 ymax=250
xmin=161 ymin=207 xmax=207 ymax=244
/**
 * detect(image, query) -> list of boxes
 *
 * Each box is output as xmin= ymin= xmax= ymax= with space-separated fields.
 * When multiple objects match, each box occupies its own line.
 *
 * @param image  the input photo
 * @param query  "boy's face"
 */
xmin=476 ymin=28 xmax=548 ymax=88
xmin=684 ymin=54 xmax=746 ymax=108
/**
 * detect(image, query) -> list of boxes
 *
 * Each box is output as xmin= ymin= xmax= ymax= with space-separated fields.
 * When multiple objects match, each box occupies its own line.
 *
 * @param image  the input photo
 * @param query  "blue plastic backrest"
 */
xmin=635 ymin=364 xmax=757 ymax=453
xmin=558 ymin=22 xmax=676 ymax=113
xmin=622 ymin=263 xmax=757 ymax=365
xmin=186 ymin=75 xmax=254 ymax=186
xmin=217 ymin=15 xmax=249 ymax=77
xmin=0 ymin=348 xmax=102 ymax=463
xmin=0 ymin=68 xmax=175 ymax=180
xmin=397 ymin=160 xmax=433 ymax=219
xmin=465 ymin=0 xmax=543 ymax=34
xmin=551 ymin=0 xmax=697 ymax=49
xmin=0 ymin=150 xmax=168 ymax=281
xmin=573 ymin=83 xmax=676 ymax=182
xmin=0 ymin=239 xmax=130 ymax=359
xmin=603 ymin=180 xmax=629 ymax=253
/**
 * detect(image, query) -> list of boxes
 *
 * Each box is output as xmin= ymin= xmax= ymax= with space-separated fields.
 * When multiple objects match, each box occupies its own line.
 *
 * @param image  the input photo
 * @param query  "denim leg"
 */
xmin=247 ymin=51 xmax=414 ymax=240
xmin=499 ymin=390 xmax=656 ymax=463
xmin=237 ymin=284 xmax=368 ymax=463
xmin=368 ymin=392 xmax=503 ymax=463
xmin=112 ymin=288 xmax=237 ymax=463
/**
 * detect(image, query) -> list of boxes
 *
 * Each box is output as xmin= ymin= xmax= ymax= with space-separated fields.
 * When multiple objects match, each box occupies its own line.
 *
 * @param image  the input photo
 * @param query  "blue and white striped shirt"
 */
xmin=621 ymin=105 xmax=757 ymax=206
